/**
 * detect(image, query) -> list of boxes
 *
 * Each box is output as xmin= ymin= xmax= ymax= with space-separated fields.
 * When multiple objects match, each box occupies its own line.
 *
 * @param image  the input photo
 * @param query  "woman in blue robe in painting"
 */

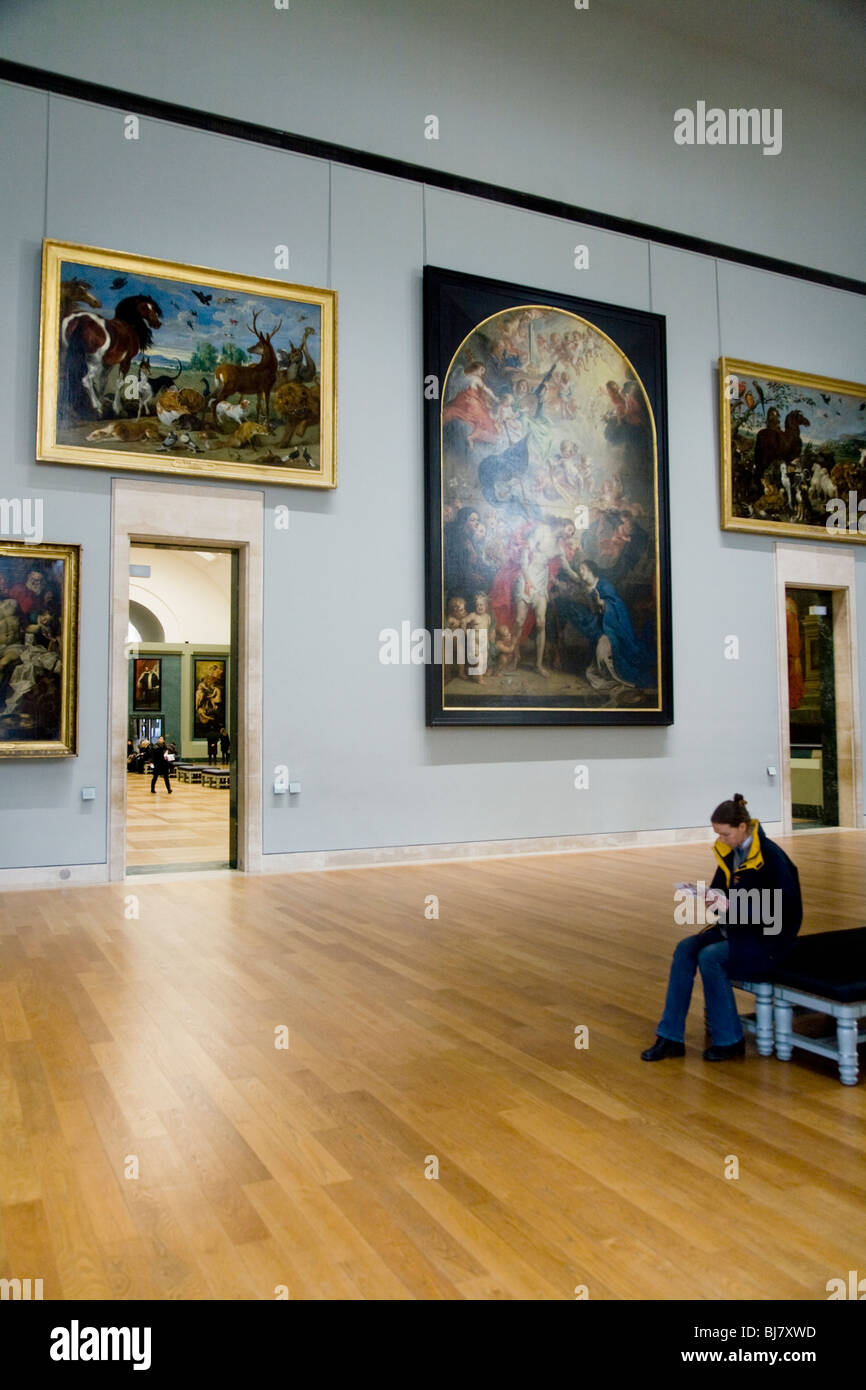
xmin=444 ymin=506 xmax=494 ymax=603
xmin=557 ymin=558 xmax=655 ymax=692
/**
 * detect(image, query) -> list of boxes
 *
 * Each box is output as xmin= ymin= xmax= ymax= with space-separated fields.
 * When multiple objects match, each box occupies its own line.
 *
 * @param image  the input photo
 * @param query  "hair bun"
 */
xmin=711 ymin=793 xmax=750 ymax=827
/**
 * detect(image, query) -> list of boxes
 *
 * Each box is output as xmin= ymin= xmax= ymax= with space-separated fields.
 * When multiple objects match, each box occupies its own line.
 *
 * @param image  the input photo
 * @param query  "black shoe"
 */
xmin=703 ymin=1038 xmax=745 ymax=1061
xmin=641 ymin=1036 xmax=685 ymax=1061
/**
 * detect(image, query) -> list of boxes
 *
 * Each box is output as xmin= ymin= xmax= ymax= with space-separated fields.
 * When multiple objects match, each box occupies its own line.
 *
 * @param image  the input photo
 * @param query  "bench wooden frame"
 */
xmin=176 ymin=764 xmax=230 ymax=787
xmin=732 ymin=978 xmax=866 ymax=1085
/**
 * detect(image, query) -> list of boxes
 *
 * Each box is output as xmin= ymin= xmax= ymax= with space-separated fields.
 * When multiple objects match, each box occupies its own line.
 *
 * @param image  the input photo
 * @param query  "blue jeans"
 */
xmin=657 ymin=927 xmax=744 ymax=1047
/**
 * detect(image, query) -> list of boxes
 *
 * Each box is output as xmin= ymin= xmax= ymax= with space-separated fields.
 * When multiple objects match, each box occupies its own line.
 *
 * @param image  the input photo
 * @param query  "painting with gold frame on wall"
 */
xmin=424 ymin=265 xmax=672 ymax=727
xmin=132 ymin=657 xmax=162 ymax=713
xmin=719 ymin=357 xmax=866 ymax=545
xmin=37 ymin=239 xmax=337 ymax=489
xmin=0 ymin=542 xmax=80 ymax=757
xmin=192 ymin=657 xmax=227 ymax=741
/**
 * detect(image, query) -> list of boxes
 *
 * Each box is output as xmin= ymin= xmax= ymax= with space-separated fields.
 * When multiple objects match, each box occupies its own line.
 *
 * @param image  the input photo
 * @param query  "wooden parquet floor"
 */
xmin=0 ymin=830 xmax=864 ymax=1300
xmin=126 ymin=772 xmax=229 ymax=868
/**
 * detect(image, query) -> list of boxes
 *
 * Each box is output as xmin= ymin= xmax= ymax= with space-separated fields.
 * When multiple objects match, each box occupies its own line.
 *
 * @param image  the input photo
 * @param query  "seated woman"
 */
xmin=132 ymin=739 xmax=151 ymax=773
xmin=642 ymin=793 xmax=802 ymax=1062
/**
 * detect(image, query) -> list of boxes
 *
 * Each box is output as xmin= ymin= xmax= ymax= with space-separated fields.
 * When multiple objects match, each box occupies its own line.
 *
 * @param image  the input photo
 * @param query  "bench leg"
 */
xmin=774 ymin=998 xmax=794 ymax=1061
xmin=755 ymin=983 xmax=774 ymax=1056
xmin=837 ymin=1017 xmax=860 ymax=1086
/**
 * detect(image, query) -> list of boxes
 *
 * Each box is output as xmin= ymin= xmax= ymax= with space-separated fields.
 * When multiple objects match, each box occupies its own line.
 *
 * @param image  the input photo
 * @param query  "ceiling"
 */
xmin=604 ymin=0 xmax=866 ymax=102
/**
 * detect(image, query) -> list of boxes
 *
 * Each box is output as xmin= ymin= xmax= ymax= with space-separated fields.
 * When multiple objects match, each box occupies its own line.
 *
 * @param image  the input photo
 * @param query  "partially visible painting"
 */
xmin=37 ymin=239 xmax=337 ymax=488
xmin=424 ymin=266 xmax=672 ymax=726
xmin=133 ymin=657 xmax=162 ymax=711
xmin=720 ymin=358 xmax=866 ymax=544
xmin=0 ymin=543 xmax=79 ymax=756
xmin=193 ymin=658 xmax=226 ymax=740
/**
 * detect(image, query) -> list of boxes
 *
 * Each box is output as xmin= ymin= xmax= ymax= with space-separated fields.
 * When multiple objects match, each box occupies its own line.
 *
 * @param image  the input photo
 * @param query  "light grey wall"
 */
xmin=0 ymin=69 xmax=863 ymax=869
xmin=1 ymin=0 xmax=864 ymax=280
xmin=0 ymin=83 xmax=112 ymax=867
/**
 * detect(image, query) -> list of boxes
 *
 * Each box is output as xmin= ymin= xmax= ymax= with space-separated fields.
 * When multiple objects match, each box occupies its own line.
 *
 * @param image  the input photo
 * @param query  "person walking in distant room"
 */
xmin=219 ymin=726 xmax=231 ymax=765
xmin=206 ymin=732 xmax=219 ymax=766
xmin=641 ymin=793 xmax=802 ymax=1063
xmin=149 ymin=735 xmax=173 ymax=795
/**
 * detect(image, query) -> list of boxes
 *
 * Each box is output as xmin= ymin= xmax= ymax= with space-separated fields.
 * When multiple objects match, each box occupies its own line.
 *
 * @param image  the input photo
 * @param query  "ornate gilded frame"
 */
xmin=38 ymin=239 xmax=337 ymax=488
xmin=719 ymin=357 xmax=866 ymax=545
xmin=0 ymin=541 xmax=80 ymax=757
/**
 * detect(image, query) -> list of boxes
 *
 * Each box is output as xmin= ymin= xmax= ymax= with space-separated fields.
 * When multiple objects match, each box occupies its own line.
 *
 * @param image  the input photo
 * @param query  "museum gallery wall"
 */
xmin=0 ymin=72 xmax=864 ymax=872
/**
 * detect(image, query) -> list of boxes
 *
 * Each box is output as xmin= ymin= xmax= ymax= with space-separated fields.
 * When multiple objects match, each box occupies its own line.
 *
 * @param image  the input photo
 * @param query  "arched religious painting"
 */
xmin=424 ymin=267 xmax=672 ymax=726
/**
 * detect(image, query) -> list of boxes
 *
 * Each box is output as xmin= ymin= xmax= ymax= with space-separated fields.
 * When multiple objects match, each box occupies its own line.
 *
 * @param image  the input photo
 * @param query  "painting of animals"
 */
xmin=37 ymin=240 xmax=336 ymax=488
xmin=0 ymin=542 xmax=79 ymax=758
xmin=424 ymin=266 xmax=673 ymax=727
xmin=720 ymin=358 xmax=866 ymax=545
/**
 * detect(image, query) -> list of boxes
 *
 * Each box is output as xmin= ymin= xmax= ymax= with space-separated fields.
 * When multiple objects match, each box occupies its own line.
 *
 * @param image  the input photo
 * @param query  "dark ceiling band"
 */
xmin=1 ymin=57 xmax=863 ymax=298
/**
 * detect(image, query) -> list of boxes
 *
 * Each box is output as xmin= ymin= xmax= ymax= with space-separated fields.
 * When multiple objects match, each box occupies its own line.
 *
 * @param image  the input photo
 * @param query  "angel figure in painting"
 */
xmin=443 ymin=361 xmax=502 ymax=446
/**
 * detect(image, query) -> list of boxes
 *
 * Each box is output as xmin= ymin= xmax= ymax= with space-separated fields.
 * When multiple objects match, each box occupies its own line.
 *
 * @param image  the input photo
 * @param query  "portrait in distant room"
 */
xmin=424 ymin=267 xmax=672 ymax=726
xmin=133 ymin=657 xmax=162 ymax=712
xmin=0 ymin=543 xmax=79 ymax=756
xmin=37 ymin=239 xmax=337 ymax=489
xmin=193 ymin=658 xmax=226 ymax=740
xmin=720 ymin=358 xmax=866 ymax=545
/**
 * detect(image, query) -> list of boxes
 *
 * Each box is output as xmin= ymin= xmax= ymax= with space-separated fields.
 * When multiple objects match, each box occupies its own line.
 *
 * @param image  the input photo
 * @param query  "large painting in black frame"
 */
xmin=424 ymin=265 xmax=673 ymax=727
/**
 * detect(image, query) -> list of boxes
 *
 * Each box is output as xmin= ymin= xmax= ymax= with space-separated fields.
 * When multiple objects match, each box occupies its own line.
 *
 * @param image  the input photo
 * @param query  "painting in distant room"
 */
xmin=193 ymin=658 xmax=226 ymax=740
xmin=720 ymin=358 xmax=866 ymax=545
xmin=424 ymin=267 xmax=672 ymax=726
xmin=133 ymin=657 xmax=161 ymax=711
xmin=0 ymin=543 xmax=79 ymax=756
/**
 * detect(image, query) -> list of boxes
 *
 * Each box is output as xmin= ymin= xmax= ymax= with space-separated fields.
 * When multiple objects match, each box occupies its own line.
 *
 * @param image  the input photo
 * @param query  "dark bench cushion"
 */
xmin=774 ymin=927 xmax=866 ymax=1002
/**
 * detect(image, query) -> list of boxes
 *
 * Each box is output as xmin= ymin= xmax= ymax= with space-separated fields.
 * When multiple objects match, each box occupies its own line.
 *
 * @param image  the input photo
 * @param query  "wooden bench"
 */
xmin=202 ymin=770 xmax=231 ymax=789
xmin=176 ymin=764 xmax=230 ymax=788
xmin=732 ymin=927 xmax=866 ymax=1085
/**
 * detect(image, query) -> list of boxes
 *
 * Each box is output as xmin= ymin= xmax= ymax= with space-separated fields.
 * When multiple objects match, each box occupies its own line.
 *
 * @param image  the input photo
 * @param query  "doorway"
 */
xmin=108 ymin=478 xmax=264 ymax=880
xmin=774 ymin=543 xmax=863 ymax=835
xmin=786 ymin=587 xmax=838 ymax=829
xmin=126 ymin=544 xmax=237 ymax=872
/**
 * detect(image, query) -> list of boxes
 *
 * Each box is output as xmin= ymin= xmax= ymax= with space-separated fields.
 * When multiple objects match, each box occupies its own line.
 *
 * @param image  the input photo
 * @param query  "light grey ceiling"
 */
xmin=605 ymin=0 xmax=865 ymax=102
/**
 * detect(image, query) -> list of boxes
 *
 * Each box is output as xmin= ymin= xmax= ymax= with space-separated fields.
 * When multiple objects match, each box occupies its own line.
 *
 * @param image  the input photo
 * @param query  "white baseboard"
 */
xmin=0 ymin=862 xmax=109 ymax=891
xmin=0 ymin=818 xmax=817 ymax=890
xmin=261 ymin=822 xmax=788 ymax=875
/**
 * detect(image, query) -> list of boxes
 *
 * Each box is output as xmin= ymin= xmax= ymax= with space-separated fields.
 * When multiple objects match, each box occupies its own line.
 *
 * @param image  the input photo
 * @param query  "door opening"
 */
xmin=785 ymin=586 xmax=838 ymax=830
xmin=125 ymin=542 xmax=238 ymax=873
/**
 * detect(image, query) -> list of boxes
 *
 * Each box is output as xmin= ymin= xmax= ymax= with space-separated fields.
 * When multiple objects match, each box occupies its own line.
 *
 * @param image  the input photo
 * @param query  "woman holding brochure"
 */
xmin=641 ymin=793 xmax=802 ymax=1062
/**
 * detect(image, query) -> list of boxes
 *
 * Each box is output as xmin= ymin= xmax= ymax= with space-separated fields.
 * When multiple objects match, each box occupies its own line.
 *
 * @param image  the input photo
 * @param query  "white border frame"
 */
xmin=774 ymin=542 xmax=863 ymax=834
xmin=109 ymin=478 xmax=264 ymax=879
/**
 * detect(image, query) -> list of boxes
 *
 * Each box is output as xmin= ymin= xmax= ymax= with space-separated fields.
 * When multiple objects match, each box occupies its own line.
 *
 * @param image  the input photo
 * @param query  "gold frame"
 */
xmin=37 ymin=239 xmax=337 ymax=488
xmin=0 ymin=541 xmax=80 ymax=758
xmin=719 ymin=356 xmax=866 ymax=545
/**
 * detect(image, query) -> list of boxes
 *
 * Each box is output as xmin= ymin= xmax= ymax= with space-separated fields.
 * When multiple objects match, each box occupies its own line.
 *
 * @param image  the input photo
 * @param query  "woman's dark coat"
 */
xmin=709 ymin=820 xmax=802 ymax=979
